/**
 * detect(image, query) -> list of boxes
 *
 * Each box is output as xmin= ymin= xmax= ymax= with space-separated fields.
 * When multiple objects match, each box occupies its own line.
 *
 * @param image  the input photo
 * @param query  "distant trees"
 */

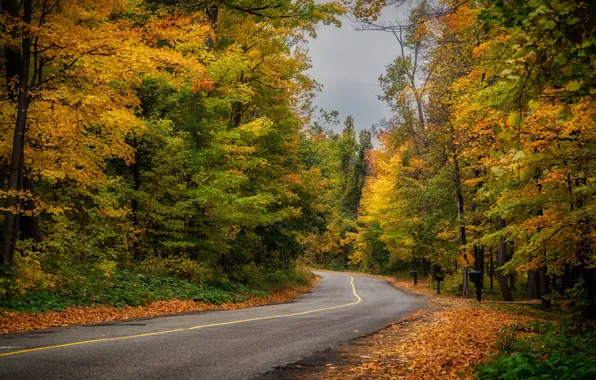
xmin=298 ymin=113 xmax=374 ymax=269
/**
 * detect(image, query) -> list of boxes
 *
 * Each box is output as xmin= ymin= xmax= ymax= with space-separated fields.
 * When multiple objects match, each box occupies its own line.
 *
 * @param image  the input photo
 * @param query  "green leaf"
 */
xmin=542 ymin=20 xmax=556 ymax=30
xmin=566 ymin=16 xmax=580 ymax=25
xmin=527 ymin=99 xmax=540 ymax=111
xmin=512 ymin=150 xmax=525 ymax=161
xmin=565 ymin=80 xmax=582 ymax=92
xmin=555 ymin=53 xmax=568 ymax=65
xmin=507 ymin=112 xmax=524 ymax=127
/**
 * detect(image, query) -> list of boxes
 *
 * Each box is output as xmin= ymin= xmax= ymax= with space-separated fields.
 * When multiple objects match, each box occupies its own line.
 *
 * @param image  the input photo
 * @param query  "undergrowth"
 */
xmin=477 ymin=321 xmax=596 ymax=379
xmin=0 ymin=265 xmax=312 ymax=314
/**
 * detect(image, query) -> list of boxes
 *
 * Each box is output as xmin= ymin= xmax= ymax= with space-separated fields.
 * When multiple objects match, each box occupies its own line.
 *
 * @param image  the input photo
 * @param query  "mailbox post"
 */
xmin=435 ymin=275 xmax=444 ymax=294
xmin=410 ymin=270 xmax=417 ymax=285
xmin=468 ymin=270 xmax=482 ymax=302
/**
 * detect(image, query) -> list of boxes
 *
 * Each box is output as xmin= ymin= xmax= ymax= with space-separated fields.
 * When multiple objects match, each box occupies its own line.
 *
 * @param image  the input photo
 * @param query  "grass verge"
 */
xmin=0 ymin=267 xmax=317 ymax=334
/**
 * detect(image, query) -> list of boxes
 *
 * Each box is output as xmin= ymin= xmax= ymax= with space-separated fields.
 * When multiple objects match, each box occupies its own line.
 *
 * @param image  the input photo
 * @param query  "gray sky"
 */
xmin=307 ymin=5 xmax=405 ymax=134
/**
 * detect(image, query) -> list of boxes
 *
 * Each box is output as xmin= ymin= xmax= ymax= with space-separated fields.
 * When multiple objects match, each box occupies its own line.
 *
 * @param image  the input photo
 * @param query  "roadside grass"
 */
xmin=0 ymin=265 xmax=314 ymax=315
xmin=0 ymin=269 xmax=264 ymax=313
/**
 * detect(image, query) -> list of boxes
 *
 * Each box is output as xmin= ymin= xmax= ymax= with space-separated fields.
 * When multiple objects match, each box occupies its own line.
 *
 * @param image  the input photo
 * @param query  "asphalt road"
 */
xmin=0 ymin=271 xmax=424 ymax=380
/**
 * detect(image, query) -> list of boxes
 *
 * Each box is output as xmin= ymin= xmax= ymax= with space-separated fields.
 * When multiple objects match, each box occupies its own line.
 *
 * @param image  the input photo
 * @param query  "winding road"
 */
xmin=0 ymin=271 xmax=424 ymax=379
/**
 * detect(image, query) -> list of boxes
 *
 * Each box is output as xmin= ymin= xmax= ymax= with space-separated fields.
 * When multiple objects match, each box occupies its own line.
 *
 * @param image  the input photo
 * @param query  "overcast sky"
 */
xmin=306 ymin=5 xmax=406 ymax=134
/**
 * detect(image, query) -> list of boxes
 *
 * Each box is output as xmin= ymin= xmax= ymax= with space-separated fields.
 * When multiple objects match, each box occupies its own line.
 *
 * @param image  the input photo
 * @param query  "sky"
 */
xmin=306 ymin=4 xmax=407 ymax=134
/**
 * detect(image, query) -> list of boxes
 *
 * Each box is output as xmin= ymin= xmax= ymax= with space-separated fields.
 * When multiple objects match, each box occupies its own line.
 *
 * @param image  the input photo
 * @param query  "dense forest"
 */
xmin=1 ymin=0 xmax=595 ymax=322
xmin=0 ymin=0 xmax=349 ymax=308
xmin=328 ymin=0 xmax=595 ymax=317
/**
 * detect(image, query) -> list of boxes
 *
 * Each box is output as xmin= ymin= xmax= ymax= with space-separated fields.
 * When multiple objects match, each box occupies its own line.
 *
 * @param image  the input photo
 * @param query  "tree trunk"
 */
xmin=539 ymin=265 xmax=549 ymax=297
xmin=2 ymin=0 xmax=32 ymax=265
xmin=422 ymin=258 xmax=430 ymax=277
xmin=581 ymin=266 xmax=595 ymax=319
xmin=452 ymin=151 xmax=468 ymax=297
xmin=19 ymin=176 xmax=41 ymax=242
xmin=509 ymin=272 xmax=517 ymax=291
xmin=479 ymin=245 xmax=485 ymax=288
xmin=205 ymin=4 xmax=219 ymax=48
xmin=508 ymin=243 xmax=516 ymax=291
xmin=496 ymin=217 xmax=513 ymax=301
xmin=528 ymin=269 xmax=539 ymax=299
xmin=489 ymin=248 xmax=494 ymax=293
xmin=561 ymin=264 xmax=572 ymax=292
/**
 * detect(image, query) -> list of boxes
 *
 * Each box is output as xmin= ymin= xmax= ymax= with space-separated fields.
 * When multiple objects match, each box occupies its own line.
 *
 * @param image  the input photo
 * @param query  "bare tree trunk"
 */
xmin=496 ymin=216 xmax=513 ymax=301
xmin=2 ymin=0 xmax=32 ymax=265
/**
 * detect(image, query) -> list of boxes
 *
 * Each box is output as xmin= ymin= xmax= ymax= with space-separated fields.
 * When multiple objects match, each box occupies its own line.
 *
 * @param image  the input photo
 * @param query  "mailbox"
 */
xmin=468 ymin=270 xmax=482 ymax=302
xmin=435 ymin=275 xmax=444 ymax=294
xmin=468 ymin=270 xmax=482 ymax=284
xmin=410 ymin=270 xmax=418 ymax=285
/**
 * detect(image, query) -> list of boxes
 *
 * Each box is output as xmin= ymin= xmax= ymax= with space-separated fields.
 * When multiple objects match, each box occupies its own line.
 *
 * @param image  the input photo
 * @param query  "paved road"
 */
xmin=0 ymin=271 xmax=424 ymax=380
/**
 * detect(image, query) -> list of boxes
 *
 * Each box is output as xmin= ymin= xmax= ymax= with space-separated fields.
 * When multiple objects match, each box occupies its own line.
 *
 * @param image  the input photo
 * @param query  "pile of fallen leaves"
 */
xmin=306 ymin=307 xmax=534 ymax=380
xmin=362 ymin=308 xmax=533 ymax=379
xmin=350 ymin=277 xmax=537 ymax=379
xmin=0 ymin=278 xmax=317 ymax=334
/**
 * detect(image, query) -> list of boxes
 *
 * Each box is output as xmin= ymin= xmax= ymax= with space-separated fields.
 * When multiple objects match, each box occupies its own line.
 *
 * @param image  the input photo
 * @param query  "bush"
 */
xmin=236 ymin=263 xmax=267 ymax=289
xmin=478 ymin=322 xmax=596 ymax=379
xmin=264 ymin=265 xmax=313 ymax=290
xmin=0 ymin=268 xmax=263 ymax=313
xmin=329 ymin=256 xmax=347 ymax=271
xmin=137 ymin=255 xmax=212 ymax=284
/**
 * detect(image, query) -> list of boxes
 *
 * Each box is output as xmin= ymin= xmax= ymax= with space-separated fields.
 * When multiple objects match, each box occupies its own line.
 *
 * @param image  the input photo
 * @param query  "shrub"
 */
xmin=137 ymin=255 xmax=212 ymax=284
xmin=478 ymin=322 xmax=596 ymax=379
xmin=236 ymin=263 xmax=267 ymax=289
xmin=0 ymin=268 xmax=260 ymax=313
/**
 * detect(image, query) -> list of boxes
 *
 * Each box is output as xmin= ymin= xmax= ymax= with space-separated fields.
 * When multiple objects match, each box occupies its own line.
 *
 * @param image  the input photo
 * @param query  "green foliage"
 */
xmin=329 ymin=256 xmax=348 ymax=272
xmin=478 ymin=323 xmax=596 ymax=379
xmin=0 ymin=0 xmax=344 ymax=301
xmin=235 ymin=262 xmax=313 ymax=290
xmin=137 ymin=256 xmax=212 ymax=285
xmin=564 ymin=279 xmax=593 ymax=333
xmin=0 ymin=268 xmax=265 ymax=313
xmin=263 ymin=265 xmax=314 ymax=290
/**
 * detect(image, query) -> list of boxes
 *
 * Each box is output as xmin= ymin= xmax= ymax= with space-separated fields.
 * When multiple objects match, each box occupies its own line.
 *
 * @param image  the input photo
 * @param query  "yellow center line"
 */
xmin=0 ymin=275 xmax=362 ymax=358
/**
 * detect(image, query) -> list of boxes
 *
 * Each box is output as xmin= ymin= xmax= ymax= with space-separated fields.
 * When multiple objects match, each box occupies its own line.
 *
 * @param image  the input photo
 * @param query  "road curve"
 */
xmin=0 ymin=271 xmax=424 ymax=380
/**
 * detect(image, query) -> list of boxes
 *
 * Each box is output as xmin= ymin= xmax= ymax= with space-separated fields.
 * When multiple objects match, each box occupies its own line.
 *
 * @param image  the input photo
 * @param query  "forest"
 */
xmin=0 ymin=0 xmax=349 ymax=311
xmin=306 ymin=0 xmax=596 ymax=320
xmin=0 ymin=0 xmax=594 ymax=328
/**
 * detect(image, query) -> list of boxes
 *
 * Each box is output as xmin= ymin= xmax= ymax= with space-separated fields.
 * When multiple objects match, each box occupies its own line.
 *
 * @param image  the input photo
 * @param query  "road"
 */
xmin=0 ymin=271 xmax=424 ymax=380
